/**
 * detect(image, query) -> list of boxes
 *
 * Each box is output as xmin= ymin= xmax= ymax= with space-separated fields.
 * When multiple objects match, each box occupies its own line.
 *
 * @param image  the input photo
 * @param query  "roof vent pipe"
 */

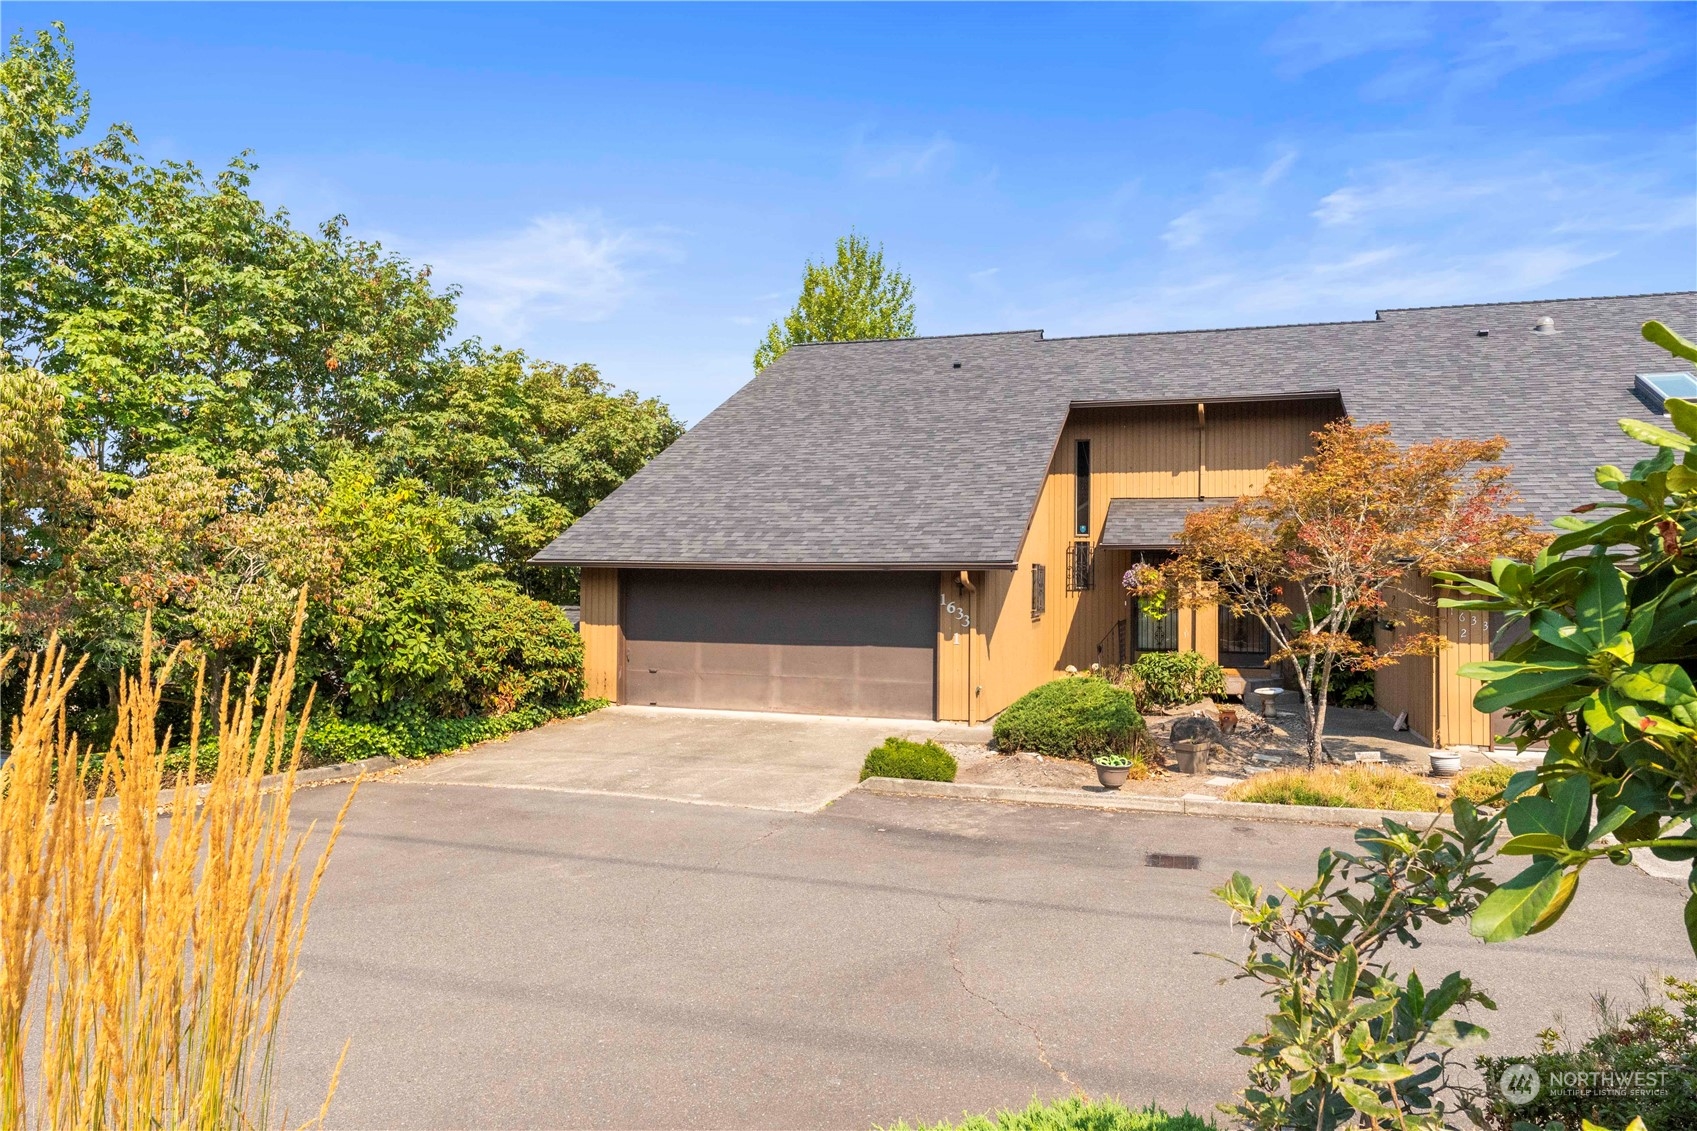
xmin=1533 ymin=315 xmax=1559 ymax=334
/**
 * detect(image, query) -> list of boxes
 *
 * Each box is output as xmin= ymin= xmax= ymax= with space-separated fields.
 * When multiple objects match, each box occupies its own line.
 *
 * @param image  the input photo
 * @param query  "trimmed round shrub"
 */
xmin=992 ymin=678 xmax=1144 ymax=760
xmin=1131 ymin=650 xmax=1225 ymax=709
xmin=860 ymin=737 xmax=957 ymax=783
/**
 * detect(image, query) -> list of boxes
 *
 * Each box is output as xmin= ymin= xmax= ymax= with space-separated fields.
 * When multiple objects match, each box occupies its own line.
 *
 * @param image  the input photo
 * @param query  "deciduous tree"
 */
xmin=753 ymin=232 xmax=916 ymax=372
xmin=1149 ymin=419 xmax=1543 ymax=767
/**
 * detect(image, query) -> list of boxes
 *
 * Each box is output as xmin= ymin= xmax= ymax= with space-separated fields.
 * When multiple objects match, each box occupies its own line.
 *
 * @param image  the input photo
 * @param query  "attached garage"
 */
xmin=620 ymin=570 xmax=937 ymax=718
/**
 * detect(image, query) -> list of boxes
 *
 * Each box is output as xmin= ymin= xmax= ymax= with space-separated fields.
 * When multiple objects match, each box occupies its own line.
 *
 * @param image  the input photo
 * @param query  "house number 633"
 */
xmin=940 ymin=595 xmax=971 ymax=630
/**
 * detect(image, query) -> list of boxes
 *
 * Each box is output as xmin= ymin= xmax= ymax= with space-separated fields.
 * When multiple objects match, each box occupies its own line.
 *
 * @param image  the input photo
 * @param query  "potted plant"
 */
xmin=1093 ymin=753 xmax=1134 ymax=789
xmin=1428 ymin=750 xmax=1463 ymax=777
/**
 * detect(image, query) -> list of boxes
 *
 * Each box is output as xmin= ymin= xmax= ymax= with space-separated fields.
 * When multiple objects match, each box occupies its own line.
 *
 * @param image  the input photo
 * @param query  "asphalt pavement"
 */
xmin=277 ymin=778 xmax=1692 ymax=1130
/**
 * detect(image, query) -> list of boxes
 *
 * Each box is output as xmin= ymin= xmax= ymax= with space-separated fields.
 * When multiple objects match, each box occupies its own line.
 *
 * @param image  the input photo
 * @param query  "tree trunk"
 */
xmin=1303 ymin=686 xmax=1324 ymax=768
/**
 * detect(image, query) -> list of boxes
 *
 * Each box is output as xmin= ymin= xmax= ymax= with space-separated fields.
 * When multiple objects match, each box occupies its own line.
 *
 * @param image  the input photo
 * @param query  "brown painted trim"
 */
xmin=1068 ymin=390 xmax=1342 ymax=410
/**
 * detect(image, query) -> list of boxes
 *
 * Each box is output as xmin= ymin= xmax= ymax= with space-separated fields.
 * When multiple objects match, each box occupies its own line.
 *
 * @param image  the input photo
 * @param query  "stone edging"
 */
xmin=858 ymin=776 xmax=1453 ymax=829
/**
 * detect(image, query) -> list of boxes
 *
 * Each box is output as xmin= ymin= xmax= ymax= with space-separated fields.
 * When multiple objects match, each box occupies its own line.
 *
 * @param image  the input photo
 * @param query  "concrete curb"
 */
xmin=858 ymin=776 xmax=1453 ymax=829
xmin=86 ymin=754 xmax=409 ymax=816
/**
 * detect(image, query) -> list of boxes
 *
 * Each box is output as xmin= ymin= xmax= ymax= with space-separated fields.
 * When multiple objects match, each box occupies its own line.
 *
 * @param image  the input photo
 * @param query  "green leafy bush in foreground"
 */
xmin=1130 ymin=650 xmax=1225 ymax=710
xmin=879 ymin=1096 xmax=1214 ymax=1131
xmin=1474 ymin=976 xmax=1697 ymax=1131
xmin=860 ymin=737 xmax=957 ymax=783
xmin=993 ymin=678 xmax=1144 ymax=760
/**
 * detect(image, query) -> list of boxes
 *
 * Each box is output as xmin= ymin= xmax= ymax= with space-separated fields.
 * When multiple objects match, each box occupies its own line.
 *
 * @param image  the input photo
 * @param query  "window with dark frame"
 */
xmin=1031 ymin=563 xmax=1046 ymax=618
xmin=1065 ymin=540 xmax=1094 ymax=592
xmin=1074 ymin=439 xmax=1091 ymax=535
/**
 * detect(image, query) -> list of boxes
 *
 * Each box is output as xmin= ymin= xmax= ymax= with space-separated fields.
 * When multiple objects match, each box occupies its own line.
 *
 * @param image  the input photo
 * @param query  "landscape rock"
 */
xmin=1169 ymin=714 xmax=1225 ymax=746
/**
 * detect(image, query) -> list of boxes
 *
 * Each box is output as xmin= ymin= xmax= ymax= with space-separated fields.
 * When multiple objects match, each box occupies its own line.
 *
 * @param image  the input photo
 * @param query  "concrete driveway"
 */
xmin=277 ymin=781 xmax=1693 ymax=1130
xmin=402 ymin=705 xmax=990 ymax=812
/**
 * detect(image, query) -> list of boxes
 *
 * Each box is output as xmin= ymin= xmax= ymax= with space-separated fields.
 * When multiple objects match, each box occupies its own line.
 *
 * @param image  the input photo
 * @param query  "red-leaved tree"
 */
xmin=1145 ymin=419 xmax=1544 ymax=766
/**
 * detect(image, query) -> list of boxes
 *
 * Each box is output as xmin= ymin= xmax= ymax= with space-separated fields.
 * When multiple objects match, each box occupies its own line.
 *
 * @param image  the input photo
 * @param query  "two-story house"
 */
xmin=532 ymin=292 xmax=1697 ymax=748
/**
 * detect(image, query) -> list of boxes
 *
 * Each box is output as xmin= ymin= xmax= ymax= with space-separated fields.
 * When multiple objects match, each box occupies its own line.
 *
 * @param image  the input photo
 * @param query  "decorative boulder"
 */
xmin=1169 ymin=713 xmax=1224 ymax=747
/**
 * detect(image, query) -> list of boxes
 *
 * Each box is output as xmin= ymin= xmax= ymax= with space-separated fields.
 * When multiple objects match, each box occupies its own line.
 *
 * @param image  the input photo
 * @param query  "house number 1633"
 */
xmin=940 ymin=594 xmax=971 ymax=630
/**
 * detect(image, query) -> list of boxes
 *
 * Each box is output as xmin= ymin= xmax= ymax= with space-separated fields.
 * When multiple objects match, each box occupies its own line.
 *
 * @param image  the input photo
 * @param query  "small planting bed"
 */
xmin=1226 ymin=764 xmax=1442 ymax=812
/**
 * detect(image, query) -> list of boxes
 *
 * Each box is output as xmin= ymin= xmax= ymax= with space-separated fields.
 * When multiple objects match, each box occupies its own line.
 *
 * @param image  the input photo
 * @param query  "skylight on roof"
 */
xmin=1635 ymin=372 xmax=1697 ymax=415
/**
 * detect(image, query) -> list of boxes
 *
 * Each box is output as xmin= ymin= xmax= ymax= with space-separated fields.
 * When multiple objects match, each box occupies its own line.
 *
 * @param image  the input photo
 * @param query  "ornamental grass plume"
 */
xmin=0 ymin=589 xmax=355 ymax=1128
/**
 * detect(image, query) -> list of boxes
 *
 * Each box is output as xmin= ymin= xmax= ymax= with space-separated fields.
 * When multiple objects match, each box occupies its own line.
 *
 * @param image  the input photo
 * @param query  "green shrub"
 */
xmin=1475 ymin=976 xmax=1697 ymax=1131
xmin=1130 ymin=651 xmax=1224 ymax=710
xmin=1452 ymin=762 xmax=1516 ymax=807
xmin=879 ymin=1096 xmax=1214 ymax=1131
xmin=993 ymin=678 xmax=1144 ymax=760
xmin=860 ymin=737 xmax=957 ymax=783
xmin=298 ymin=698 xmax=607 ymax=765
xmin=1226 ymin=765 xmax=1441 ymax=811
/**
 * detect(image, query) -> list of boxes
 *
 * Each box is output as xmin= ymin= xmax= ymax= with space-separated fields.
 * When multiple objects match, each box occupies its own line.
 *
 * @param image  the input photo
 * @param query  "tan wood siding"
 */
xmin=580 ymin=567 xmax=622 ymax=702
xmin=1437 ymin=602 xmax=1494 ymax=748
xmin=1203 ymin=400 xmax=1342 ymax=497
xmin=971 ymin=397 xmax=1343 ymax=720
xmin=1373 ymin=578 xmax=1437 ymax=745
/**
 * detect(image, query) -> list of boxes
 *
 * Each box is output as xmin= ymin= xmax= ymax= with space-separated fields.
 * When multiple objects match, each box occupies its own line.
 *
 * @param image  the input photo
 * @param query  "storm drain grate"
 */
xmin=1145 ymin=853 xmax=1201 ymax=870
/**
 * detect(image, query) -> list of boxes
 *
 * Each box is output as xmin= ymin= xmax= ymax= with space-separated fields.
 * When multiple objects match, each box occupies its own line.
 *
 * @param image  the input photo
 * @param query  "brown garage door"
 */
xmin=622 ymin=570 xmax=936 ymax=718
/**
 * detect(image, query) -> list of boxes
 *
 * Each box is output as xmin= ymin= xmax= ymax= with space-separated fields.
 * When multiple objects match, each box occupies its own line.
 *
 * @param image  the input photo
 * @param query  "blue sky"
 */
xmin=11 ymin=2 xmax=1696 ymax=424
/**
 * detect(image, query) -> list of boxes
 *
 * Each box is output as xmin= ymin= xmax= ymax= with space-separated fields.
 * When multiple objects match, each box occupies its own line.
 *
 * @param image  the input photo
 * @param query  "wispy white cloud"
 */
xmin=1270 ymin=3 xmax=1675 ymax=105
xmin=1161 ymin=150 xmax=1298 ymax=250
xmin=1033 ymin=138 xmax=1692 ymax=338
xmin=847 ymin=130 xmax=958 ymax=180
xmin=422 ymin=213 xmax=674 ymax=338
xmin=1265 ymin=3 xmax=1432 ymax=77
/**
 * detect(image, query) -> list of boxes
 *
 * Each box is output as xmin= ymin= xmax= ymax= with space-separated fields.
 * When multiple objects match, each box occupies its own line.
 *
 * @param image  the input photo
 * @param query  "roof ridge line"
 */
xmin=1375 ymin=290 xmax=1697 ymax=315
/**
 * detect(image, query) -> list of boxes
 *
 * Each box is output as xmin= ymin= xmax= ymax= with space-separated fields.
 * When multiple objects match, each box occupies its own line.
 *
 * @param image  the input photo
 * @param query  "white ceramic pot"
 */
xmin=1429 ymin=752 xmax=1463 ymax=777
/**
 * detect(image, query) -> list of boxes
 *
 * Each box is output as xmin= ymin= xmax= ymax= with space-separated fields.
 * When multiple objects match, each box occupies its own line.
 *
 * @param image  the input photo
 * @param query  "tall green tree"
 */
xmin=1 ymin=22 xmax=678 ymax=723
xmin=380 ymin=346 xmax=683 ymax=601
xmin=753 ymin=232 xmax=916 ymax=372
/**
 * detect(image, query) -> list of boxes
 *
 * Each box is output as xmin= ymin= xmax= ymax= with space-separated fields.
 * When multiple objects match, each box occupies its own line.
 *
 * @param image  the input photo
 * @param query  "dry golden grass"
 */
xmin=1226 ymin=764 xmax=1442 ymax=812
xmin=0 ymin=591 xmax=356 ymax=1129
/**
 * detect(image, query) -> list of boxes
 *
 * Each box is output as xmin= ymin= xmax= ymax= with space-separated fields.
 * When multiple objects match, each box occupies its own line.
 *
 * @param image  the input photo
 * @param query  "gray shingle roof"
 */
xmin=531 ymin=292 xmax=1697 ymax=570
xmin=1100 ymin=498 xmax=1239 ymax=548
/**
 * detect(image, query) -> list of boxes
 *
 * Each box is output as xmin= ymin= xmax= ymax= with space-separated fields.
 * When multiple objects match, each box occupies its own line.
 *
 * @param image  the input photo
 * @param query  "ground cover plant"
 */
xmin=1451 ymin=763 xmax=1516 ymax=808
xmin=1226 ymin=765 xmax=1442 ymax=812
xmin=0 ymin=598 xmax=351 ymax=1127
xmin=992 ymin=676 xmax=1145 ymax=760
xmin=879 ymin=1096 xmax=1214 ymax=1131
xmin=861 ymin=737 xmax=957 ymax=783
xmin=1 ymin=25 xmax=655 ymax=757
xmin=1474 ymin=976 xmax=1697 ymax=1131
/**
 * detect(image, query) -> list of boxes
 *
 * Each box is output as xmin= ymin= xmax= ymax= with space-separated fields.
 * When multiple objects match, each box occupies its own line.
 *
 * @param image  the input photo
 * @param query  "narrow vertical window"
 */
xmin=1031 ymin=563 xmax=1046 ymax=619
xmin=1074 ymin=439 xmax=1091 ymax=535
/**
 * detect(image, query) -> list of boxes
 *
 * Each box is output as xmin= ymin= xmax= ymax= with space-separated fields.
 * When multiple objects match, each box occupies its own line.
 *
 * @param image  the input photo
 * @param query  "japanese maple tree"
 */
xmin=1147 ymin=419 xmax=1544 ymax=766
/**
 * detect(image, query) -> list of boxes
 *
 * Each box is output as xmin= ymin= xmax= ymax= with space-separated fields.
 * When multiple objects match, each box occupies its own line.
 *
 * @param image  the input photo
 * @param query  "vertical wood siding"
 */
xmin=1373 ymin=578 xmax=1437 ymax=744
xmin=1371 ymin=578 xmax=1494 ymax=749
xmin=1203 ymin=400 xmax=1342 ymax=496
xmin=580 ymin=567 xmax=622 ymax=702
xmin=966 ymin=397 xmax=1345 ymax=722
xmin=1437 ymin=602 xmax=1494 ymax=748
